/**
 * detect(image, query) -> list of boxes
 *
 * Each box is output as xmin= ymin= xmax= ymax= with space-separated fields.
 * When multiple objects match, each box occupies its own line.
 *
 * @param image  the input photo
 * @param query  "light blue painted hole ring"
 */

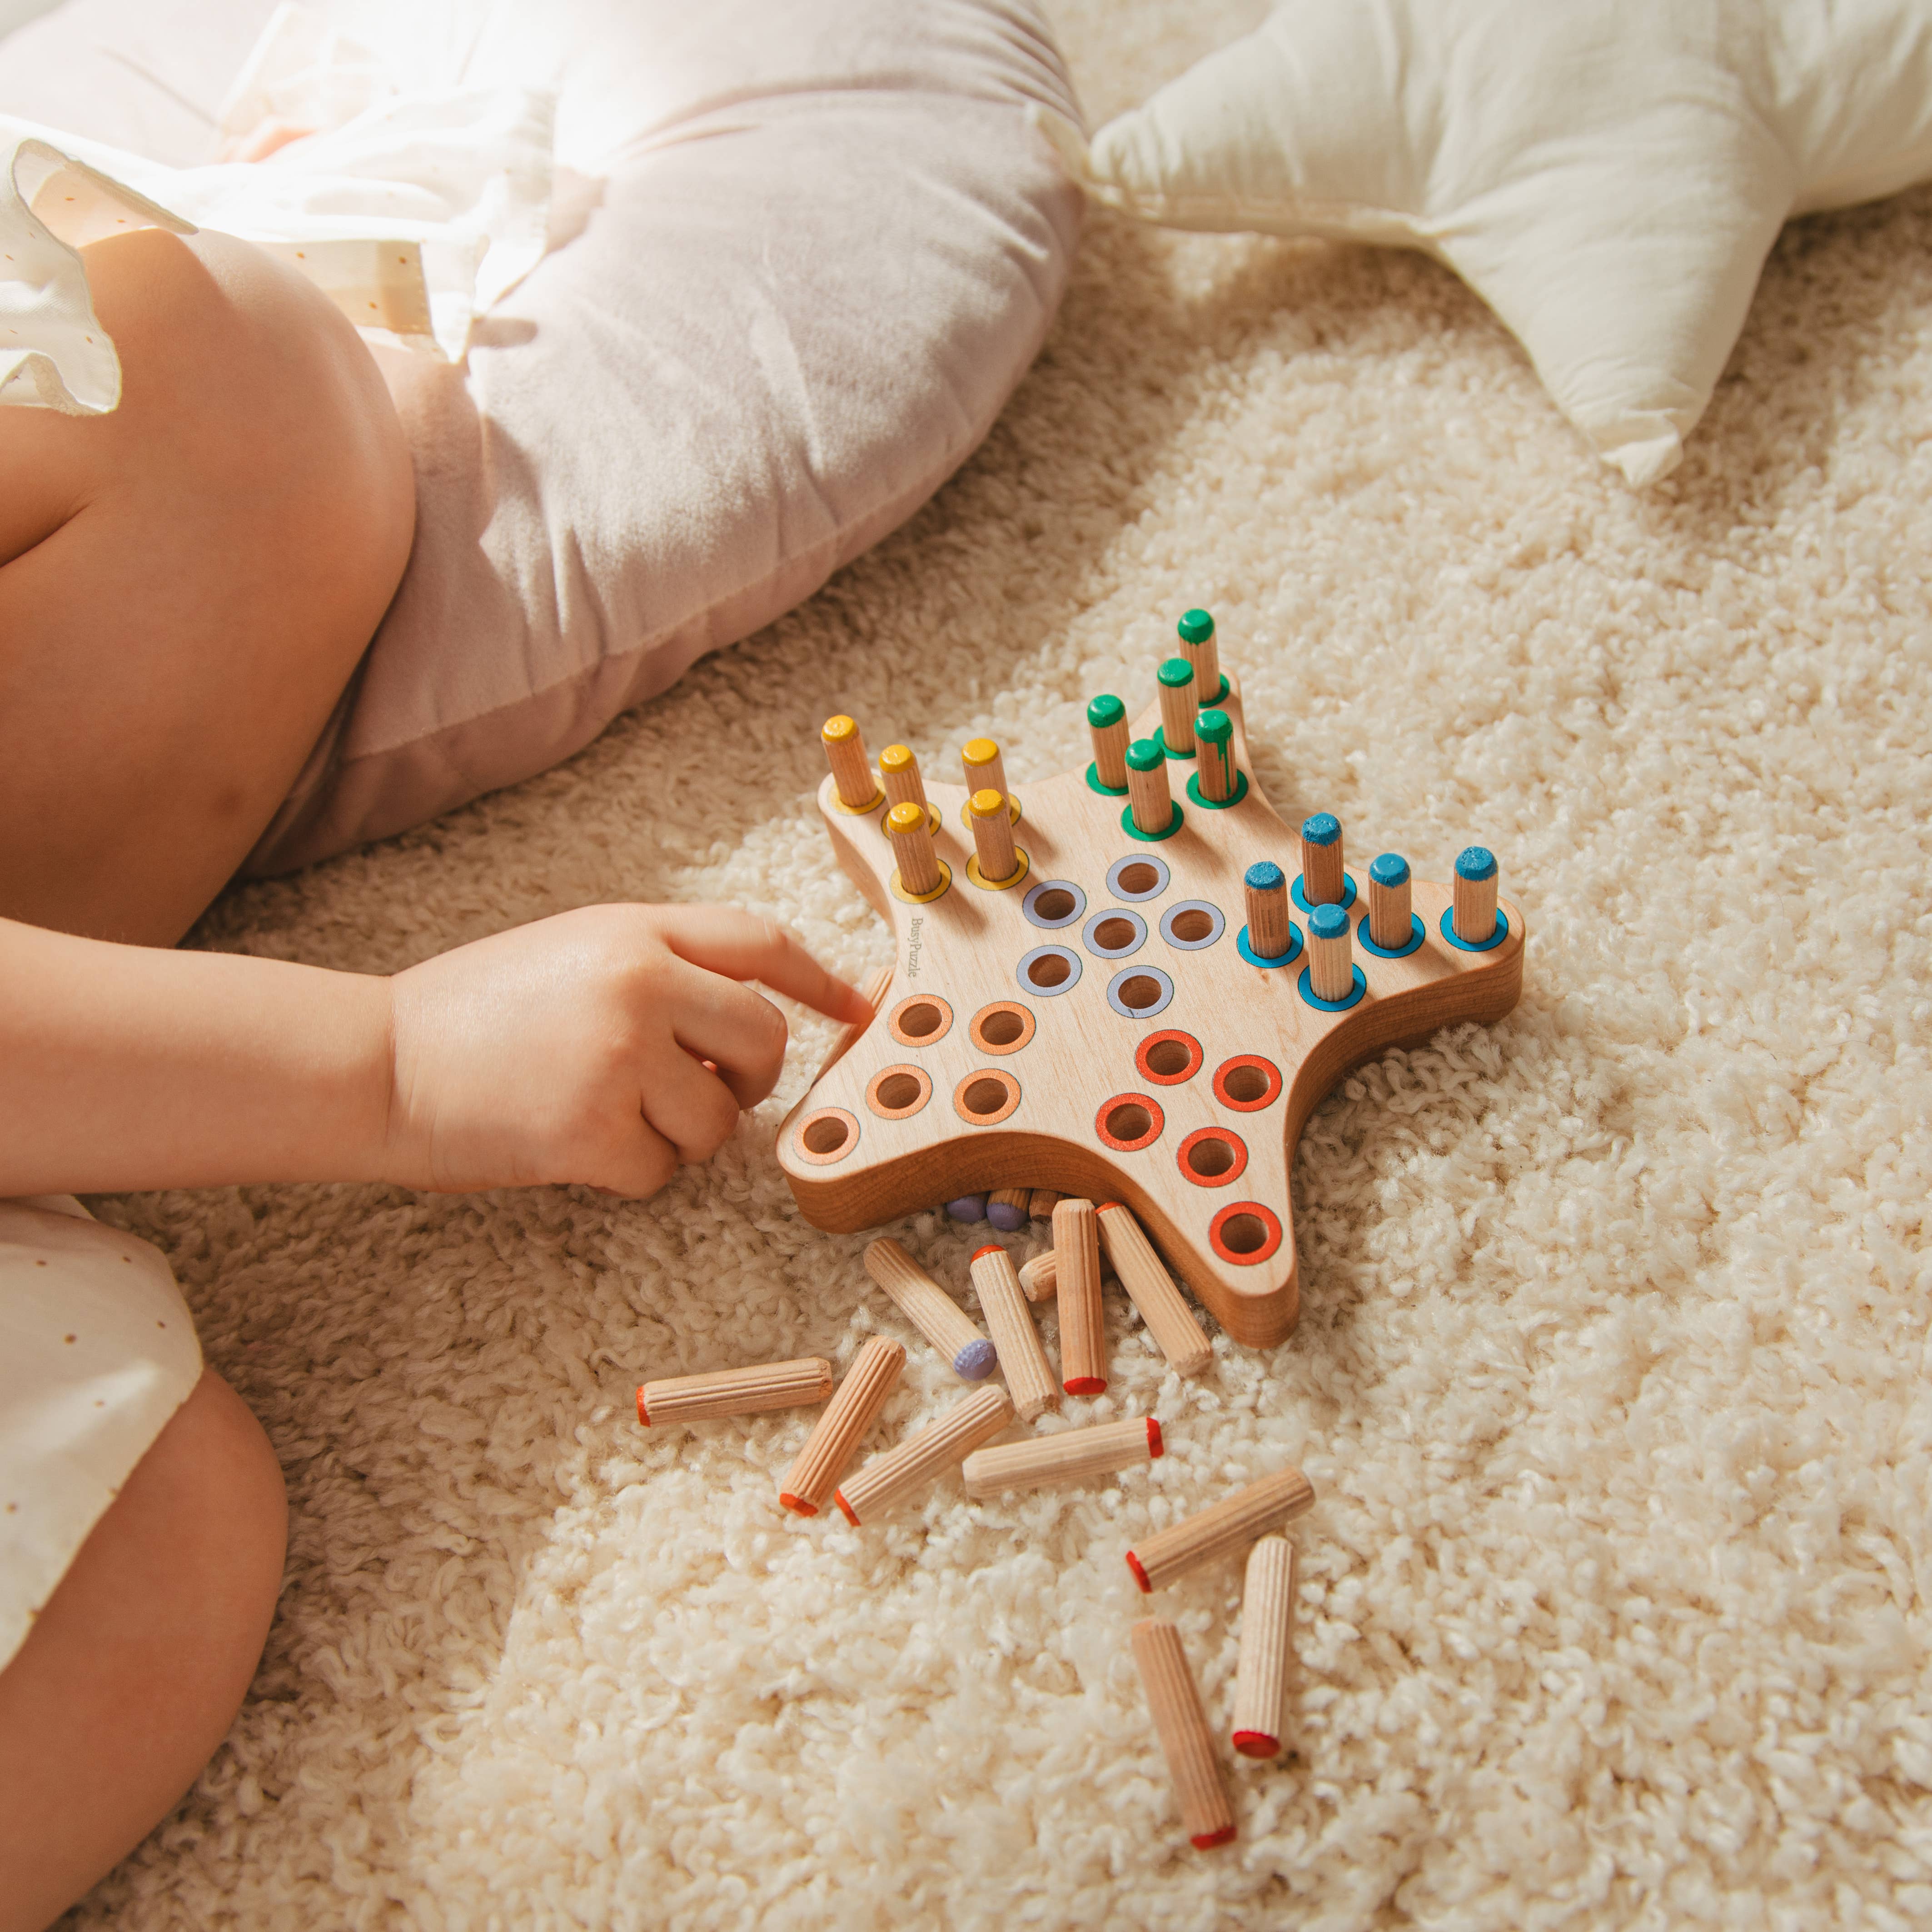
xmin=1439 ymin=906 xmax=1510 ymax=953
xmin=1297 ymin=964 xmax=1366 ymax=1011
xmin=1357 ymin=912 xmax=1425 ymax=959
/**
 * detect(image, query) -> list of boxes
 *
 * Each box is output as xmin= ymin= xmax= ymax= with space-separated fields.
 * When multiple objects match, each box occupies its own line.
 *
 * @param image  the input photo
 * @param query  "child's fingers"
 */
xmin=640 ymin=1043 xmax=746 ymax=1164
xmin=659 ymin=907 xmax=874 ymax=1022
xmin=667 ymin=970 xmax=792 ymax=1107
xmin=593 ymin=1113 xmax=683 ymax=1199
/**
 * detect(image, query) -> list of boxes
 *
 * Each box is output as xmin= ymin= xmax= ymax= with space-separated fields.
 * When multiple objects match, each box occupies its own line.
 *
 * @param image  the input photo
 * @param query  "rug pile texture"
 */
xmin=74 ymin=1 xmax=1932 ymax=1923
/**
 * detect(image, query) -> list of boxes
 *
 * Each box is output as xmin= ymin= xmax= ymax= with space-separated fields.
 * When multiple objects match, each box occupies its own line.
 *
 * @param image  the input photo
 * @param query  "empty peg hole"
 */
xmin=1116 ymin=974 xmax=1165 ymax=1011
xmin=1186 ymin=1135 xmax=1237 ymax=1178
xmin=876 ymin=1073 xmax=922 ymax=1110
xmin=1170 ymin=908 xmax=1214 ymax=942
xmin=980 ymin=1009 xmax=1025 ymax=1047
xmin=1105 ymin=1102 xmax=1152 ymax=1142
xmin=898 ymin=1001 xmax=944 ymax=1038
xmin=1218 ymin=1212 xmax=1269 ymax=1255
xmin=1223 ymin=1064 xmax=1270 ymax=1104
xmin=1116 ymin=862 xmax=1160 ymax=896
xmin=1145 ymin=1038 xmax=1193 ymax=1078
xmin=1034 ymin=888 xmax=1076 ymax=921
xmin=962 ymin=1078 xmax=1011 ymax=1119
xmin=1028 ymin=952 xmax=1072 ymax=989
xmin=803 ymin=1117 xmax=850 ymax=1155
xmin=1093 ymin=916 xmax=1139 ymax=951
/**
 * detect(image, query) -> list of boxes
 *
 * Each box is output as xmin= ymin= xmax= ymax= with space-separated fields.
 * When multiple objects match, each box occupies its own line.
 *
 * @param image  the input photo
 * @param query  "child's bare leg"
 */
xmin=0 ymin=1369 xmax=287 ymax=1932
xmin=0 ymin=226 xmax=415 ymax=946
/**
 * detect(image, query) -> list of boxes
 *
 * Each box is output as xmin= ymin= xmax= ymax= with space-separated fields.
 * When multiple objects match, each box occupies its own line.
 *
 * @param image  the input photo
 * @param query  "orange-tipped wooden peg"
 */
xmin=863 ymin=1238 xmax=997 ymax=1380
xmin=1230 ymin=1534 xmax=1298 ymax=1758
xmin=969 ymin=1244 xmax=1060 ymax=1422
xmin=1052 ymin=1197 xmax=1107 ymax=1395
xmin=1453 ymin=846 xmax=1500 ymax=945
xmin=778 ymin=1336 xmax=905 ymax=1516
xmin=638 ymin=1356 xmax=833 ymax=1428
xmin=962 ymin=1415 xmax=1162 ymax=1498
xmin=834 ymin=1384 xmax=1014 ymax=1524
xmin=1132 ymin=1618 xmax=1237 ymax=1851
xmin=1017 ymin=1250 xmax=1056 ymax=1303
xmin=1095 ymin=1202 xmax=1213 ymax=1376
xmin=1126 ymin=1466 xmax=1315 ymax=1592
xmin=822 ymin=714 xmax=882 ymax=812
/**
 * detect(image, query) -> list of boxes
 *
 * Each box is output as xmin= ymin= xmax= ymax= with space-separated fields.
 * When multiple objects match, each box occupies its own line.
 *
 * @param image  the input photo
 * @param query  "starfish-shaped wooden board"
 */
xmin=777 ymin=665 xmax=1525 ymax=1347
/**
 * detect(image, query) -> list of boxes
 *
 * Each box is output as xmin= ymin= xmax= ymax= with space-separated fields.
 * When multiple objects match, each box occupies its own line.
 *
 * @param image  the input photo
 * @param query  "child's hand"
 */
xmin=381 ymin=904 xmax=874 ymax=1197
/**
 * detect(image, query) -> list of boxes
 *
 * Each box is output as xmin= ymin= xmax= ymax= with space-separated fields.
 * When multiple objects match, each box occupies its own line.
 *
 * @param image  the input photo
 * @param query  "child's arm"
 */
xmin=0 ymin=904 xmax=873 ymax=1199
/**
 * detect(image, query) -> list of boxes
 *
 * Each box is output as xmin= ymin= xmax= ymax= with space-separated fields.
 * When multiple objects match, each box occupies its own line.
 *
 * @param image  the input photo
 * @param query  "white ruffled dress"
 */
xmin=0 ymin=0 xmax=554 ymax=1675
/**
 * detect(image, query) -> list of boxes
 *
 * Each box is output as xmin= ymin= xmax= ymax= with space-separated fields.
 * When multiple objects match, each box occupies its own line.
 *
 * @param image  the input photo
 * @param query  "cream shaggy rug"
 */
xmin=70 ymin=2 xmax=1932 ymax=1924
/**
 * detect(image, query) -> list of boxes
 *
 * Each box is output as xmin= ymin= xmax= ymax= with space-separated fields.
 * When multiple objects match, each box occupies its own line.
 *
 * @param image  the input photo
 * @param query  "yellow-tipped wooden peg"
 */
xmin=886 ymin=801 xmax=945 ymax=899
xmin=969 ymin=1245 xmax=1060 ymax=1422
xmin=878 ymin=743 xmax=929 ymax=818
xmin=1230 ymin=1534 xmax=1298 ymax=1758
xmin=1052 ymin=1197 xmax=1107 ymax=1395
xmin=1095 ymin=1201 xmax=1213 ymax=1376
xmin=779 ymin=1336 xmax=905 ymax=1516
xmin=638 ymin=1356 xmax=833 ymax=1427
xmin=1132 ymin=1618 xmax=1237 ymax=1850
xmin=961 ymin=737 xmax=1012 ymax=816
xmin=834 ymin=1384 xmax=1014 ymax=1524
xmin=1126 ymin=1466 xmax=1316 ymax=1592
xmin=822 ymin=714 xmax=882 ymax=812
xmin=968 ymin=787 xmax=1024 ymax=886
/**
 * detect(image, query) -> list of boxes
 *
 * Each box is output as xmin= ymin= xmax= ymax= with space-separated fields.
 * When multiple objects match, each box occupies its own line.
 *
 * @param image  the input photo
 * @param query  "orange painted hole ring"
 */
xmin=888 ymin=994 xmax=953 ymax=1048
xmin=1213 ymin=1054 xmax=1282 ymax=1112
xmin=969 ymin=1000 xmax=1036 ymax=1056
xmin=1135 ymin=1028 xmax=1203 ymax=1086
xmin=794 ymin=1106 xmax=860 ymax=1165
xmin=1095 ymin=1091 xmax=1164 ymax=1152
xmin=1208 ymin=1200 xmax=1282 ymax=1265
xmin=866 ymin=1064 xmax=932 ymax=1120
xmin=952 ymin=1068 xmax=1021 ymax=1127
xmin=1178 ymin=1127 xmax=1248 ymax=1187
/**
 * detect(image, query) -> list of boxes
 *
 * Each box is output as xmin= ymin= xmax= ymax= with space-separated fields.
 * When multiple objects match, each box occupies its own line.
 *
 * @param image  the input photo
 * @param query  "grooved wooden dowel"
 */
xmin=1454 ymin=846 xmax=1499 ymax=944
xmin=1126 ymin=1466 xmax=1316 ymax=1592
xmin=1096 ymin=1202 xmax=1213 ymax=1376
xmin=1087 ymin=697 xmax=1129 ymax=789
xmin=1195 ymin=709 xmax=1235 ymax=803
xmin=1308 ymin=904 xmax=1353 ymax=1002
xmin=988 ymin=1187 xmax=1031 ymax=1232
xmin=1125 ymin=740 xmax=1173 ymax=838
xmin=1029 ymin=1189 xmax=1063 ymax=1221
xmin=835 ymin=1384 xmax=1014 ymax=1524
xmin=1300 ymin=812 xmax=1344 ymax=906
xmin=1017 ymin=1251 xmax=1056 ymax=1303
xmin=1052 ymin=1197 xmax=1107 ymax=1394
xmin=1230 ymin=1535 xmax=1297 ymax=1758
xmin=638 ymin=1356 xmax=833 ymax=1428
xmin=779 ymin=1337 xmax=906 ymax=1517
xmin=1157 ymin=657 xmax=1196 ymax=757
xmin=886 ymin=801 xmax=942 ymax=896
xmin=962 ymin=1415 xmax=1162 ymax=1498
xmin=970 ymin=787 xmax=1021 ymax=882
xmin=1243 ymin=861 xmax=1292 ymax=960
xmin=822 ymin=714 xmax=880 ymax=810
xmin=1177 ymin=607 xmax=1220 ymax=708
xmin=961 ymin=736 xmax=1008 ymax=809
xmin=1132 ymin=1618 xmax=1237 ymax=1850
xmin=878 ymin=743 xmax=927 ymax=816
xmin=969 ymin=1245 xmax=1061 ymax=1422
xmin=863 ymin=1237 xmax=996 ymax=1380
xmin=1368 ymin=851 xmax=1412 ymax=950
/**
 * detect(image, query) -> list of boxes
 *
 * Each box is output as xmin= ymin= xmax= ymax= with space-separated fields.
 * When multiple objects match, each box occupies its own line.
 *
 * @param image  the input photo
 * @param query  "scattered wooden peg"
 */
xmin=1087 ymin=696 xmax=1129 ymax=790
xmin=1368 ymin=851 xmax=1412 ymax=950
xmin=1157 ymin=657 xmax=1197 ymax=757
xmin=778 ymin=1337 xmax=906 ymax=1516
xmin=1243 ymin=861 xmax=1293 ymax=961
xmin=987 ymin=1187 xmax=1031 ymax=1232
xmin=1029 ymin=1189 xmax=1063 ymax=1221
xmin=1454 ymin=845 xmax=1499 ymax=944
xmin=1132 ymin=1618 xmax=1237 ymax=1850
xmin=962 ymin=1414 xmax=1162 ymax=1498
xmin=863 ymin=1237 xmax=996 ymax=1379
xmin=1125 ymin=738 xmax=1174 ymax=838
xmin=1126 ymin=1466 xmax=1316 ymax=1593
xmin=1308 ymin=902 xmax=1353 ymax=1002
xmin=1230 ymin=1534 xmax=1297 ymax=1758
xmin=1095 ymin=1202 xmax=1213 ymax=1376
xmin=946 ymin=1195 xmax=989 ymax=1224
xmin=1017 ymin=1250 xmax=1056 ymax=1303
xmin=638 ymin=1356 xmax=833 ymax=1427
xmin=1300 ymin=812 xmax=1344 ymax=906
xmin=821 ymin=714 xmax=882 ymax=811
xmin=834 ymin=1384 xmax=1015 ymax=1524
xmin=1052 ymin=1197 xmax=1107 ymax=1395
xmin=968 ymin=1245 xmax=1061 ymax=1422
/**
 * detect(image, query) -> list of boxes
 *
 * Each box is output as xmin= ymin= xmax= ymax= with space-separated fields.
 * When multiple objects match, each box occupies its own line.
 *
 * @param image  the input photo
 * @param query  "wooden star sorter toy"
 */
xmin=777 ymin=611 xmax=1526 ymax=1348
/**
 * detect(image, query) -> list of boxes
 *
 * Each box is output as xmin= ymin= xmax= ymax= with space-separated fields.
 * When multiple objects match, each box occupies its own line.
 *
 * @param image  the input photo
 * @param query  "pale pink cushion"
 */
xmin=0 ymin=0 xmax=1083 ymax=872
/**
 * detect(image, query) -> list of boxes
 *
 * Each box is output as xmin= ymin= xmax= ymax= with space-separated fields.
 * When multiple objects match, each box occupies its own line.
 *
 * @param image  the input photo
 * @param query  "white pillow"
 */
xmin=1044 ymin=0 xmax=1932 ymax=485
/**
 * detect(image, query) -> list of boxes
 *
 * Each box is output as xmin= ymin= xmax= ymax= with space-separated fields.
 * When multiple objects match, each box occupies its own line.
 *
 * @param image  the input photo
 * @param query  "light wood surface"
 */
xmin=637 ymin=1356 xmax=833 ymax=1427
xmin=779 ymin=1336 xmax=905 ymax=1516
xmin=863 ymin=1237 xmax=996 ymax=1380
xmin=821 ymin=714 xmax=880 ymax=811
xmin=970 ymin=787 xmax=1021 ymax=883
xmin=1126 ymin=1466 xmax=1315 ymax=1592
xmin=777 ymin=670 xmax=1527 ymax=1349
xmin=835 ymin=1384 xmax=1015 ymax=1524
xmin=1017 ymin=1250 xmax=1056 ymax=1303
xmin=969 ymin=1244 xmax=1061 ymax=1421
xmin=1131 ymin=1618 xmax=1237 ymax=1850
xmin=962 ymin=1414 xmax=1161 ymax=1497
xmin=887 ymin=801 xmax=942 ymax=896
xmin=1052 ymin=1197 xmax=1107 ymax=1394
xmin=1096 ymin=1201 xmax=1213 ymax=1375
xmin=1230 ymin=1534 xmax=1297 ymax=1758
